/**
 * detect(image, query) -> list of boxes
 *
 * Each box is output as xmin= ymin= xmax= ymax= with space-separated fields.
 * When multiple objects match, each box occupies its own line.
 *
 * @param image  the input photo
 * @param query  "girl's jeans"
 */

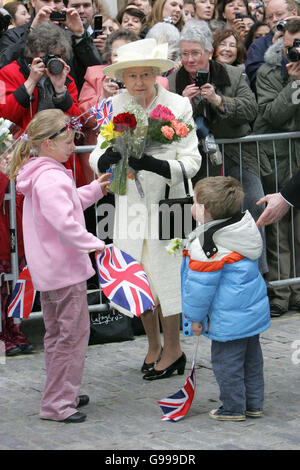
xmin=39 ymin=280 xmax=90 ymax=421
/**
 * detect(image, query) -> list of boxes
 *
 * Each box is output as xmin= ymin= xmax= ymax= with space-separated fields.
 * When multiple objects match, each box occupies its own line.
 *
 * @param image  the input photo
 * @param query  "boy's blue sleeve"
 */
xmin=181 ymin=256 xmax=222 ymax=336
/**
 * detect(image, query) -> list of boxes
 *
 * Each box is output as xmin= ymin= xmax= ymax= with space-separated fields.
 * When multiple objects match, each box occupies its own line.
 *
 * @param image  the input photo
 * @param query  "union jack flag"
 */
xmin=7 ymin=265 xmax=36 ymax=319
xmin=95 ymin=245 xmax=155 ymax=318
xmin=157 ymin=360 xmax=196 ymax=422
xmin=86 ymin=99 xmax=113 ymax=129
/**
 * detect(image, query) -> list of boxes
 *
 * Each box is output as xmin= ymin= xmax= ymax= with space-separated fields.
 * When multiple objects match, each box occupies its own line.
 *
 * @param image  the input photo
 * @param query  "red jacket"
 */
xmin=0 ymin=172 xmax=24 ymax=261
xmin=0 ymin=59 xmax=86 ymax=186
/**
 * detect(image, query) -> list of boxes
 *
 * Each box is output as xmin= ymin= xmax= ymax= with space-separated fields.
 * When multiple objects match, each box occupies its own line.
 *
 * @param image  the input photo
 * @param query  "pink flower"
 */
xmin=150 ymin=104 xmax=175 ymax=121
xmin=161 ymin=125 xmax=175 ymax=140
xmin=171 ymin=120 xmax=189 ymax=138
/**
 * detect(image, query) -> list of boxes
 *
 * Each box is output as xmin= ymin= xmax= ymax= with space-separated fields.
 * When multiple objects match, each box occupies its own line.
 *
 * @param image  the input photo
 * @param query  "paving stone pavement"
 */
xmin=0 ymin=311 xmax=300 ymax=451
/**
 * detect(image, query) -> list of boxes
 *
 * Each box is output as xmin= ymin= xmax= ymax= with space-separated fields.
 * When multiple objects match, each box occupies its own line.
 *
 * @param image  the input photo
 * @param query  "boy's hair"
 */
xmin=9 ymin=109 xmax=70 ymax=180
xmin=194 ymin=176 xmax=244 ymax=220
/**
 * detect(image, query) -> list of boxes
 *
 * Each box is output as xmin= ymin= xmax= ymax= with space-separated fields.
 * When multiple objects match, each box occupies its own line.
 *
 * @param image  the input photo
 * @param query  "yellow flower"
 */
xmin=100 ymin=121 xmax=121 ymax=141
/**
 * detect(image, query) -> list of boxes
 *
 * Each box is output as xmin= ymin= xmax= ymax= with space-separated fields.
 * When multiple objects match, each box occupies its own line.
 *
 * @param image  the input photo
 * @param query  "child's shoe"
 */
xmin=245 ymin=409 xmax=264 ymax=418
xmin=209 ymin=408 xmax=246 ymax=421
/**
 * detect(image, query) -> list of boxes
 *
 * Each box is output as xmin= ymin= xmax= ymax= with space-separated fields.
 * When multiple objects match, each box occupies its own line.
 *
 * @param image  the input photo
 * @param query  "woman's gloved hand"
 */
xmin=128 ymin=154 xmax=171 ymax=178
xmin=97 ymin=147 xmax=122 ymax=173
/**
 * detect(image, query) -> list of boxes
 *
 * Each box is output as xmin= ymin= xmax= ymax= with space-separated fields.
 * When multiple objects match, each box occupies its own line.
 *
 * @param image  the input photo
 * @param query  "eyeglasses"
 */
xmin=181 ymin=50 xmax=204 ymax=59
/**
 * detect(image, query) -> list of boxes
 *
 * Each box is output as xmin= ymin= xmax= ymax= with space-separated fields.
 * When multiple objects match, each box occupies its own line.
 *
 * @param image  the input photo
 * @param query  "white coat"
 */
xmin=90 ymin=84 xmax=202 ymax=317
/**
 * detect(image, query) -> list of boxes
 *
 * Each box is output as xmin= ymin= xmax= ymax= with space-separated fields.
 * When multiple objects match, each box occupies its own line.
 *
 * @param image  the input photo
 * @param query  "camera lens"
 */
xmin=47 ymin=58 xmax=64 ymax=75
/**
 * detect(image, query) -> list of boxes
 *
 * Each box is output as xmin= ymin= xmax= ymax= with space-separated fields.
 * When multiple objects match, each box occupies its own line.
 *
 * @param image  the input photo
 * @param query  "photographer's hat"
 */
xmin=103 ymin=39 xmax=175 ymax=78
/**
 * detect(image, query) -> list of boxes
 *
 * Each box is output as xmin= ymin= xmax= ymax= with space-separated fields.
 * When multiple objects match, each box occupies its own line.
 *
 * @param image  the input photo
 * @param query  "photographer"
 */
xmin=0 ymin=0 xmax=102 ymax=91
xmin=168 ymin=19 xmax=269 ymax=274
xmin=254 ymin=17 xmax=300 ymax=316
xmin=0 ymin=21 xmax=85 ymax=186
xmin=245 ymin=0 xmax=297 ymax=94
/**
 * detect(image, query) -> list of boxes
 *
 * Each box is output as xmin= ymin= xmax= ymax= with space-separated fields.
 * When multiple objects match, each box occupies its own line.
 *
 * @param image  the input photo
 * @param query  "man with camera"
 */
xmin=254 ymin=17 xmax=300 ymax=316
xmin=245 ymin=0 xmax=297 ymax=94
xmin=0 ymin=0 xmax=102 ymax=91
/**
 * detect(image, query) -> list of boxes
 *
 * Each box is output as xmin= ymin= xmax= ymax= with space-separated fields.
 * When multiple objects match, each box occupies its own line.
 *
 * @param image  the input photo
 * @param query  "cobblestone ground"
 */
xmin=0 ymin=312 xmax=300 ymax=450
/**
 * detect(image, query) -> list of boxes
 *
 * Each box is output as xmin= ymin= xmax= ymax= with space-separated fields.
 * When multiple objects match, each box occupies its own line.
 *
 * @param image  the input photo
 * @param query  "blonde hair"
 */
xmin=194 ymin=176 xmax=244 ymax=219
xmin=9 ymin=109 xmax=70 ymax=180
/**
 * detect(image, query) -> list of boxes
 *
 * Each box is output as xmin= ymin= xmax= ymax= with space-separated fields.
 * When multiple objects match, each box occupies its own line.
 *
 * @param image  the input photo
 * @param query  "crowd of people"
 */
xmin=1 ymin=0 xmax=300 ymax=423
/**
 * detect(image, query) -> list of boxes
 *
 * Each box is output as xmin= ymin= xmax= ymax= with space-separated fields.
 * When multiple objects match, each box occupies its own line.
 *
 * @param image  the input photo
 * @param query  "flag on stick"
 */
xmin=157 ymin=336 xmax=200 ymax=422
xmin=85 ymin=99 xmax=113 ymax=129
xmin=95 ymin=245 xmax=155 ymax=318
xmin=7 ymin=265 xmax=36 ymax=319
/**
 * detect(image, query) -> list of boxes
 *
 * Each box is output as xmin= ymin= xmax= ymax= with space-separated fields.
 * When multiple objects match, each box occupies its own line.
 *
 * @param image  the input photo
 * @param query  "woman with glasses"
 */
xmin=168 ymin=19 xmax=270 ymax=276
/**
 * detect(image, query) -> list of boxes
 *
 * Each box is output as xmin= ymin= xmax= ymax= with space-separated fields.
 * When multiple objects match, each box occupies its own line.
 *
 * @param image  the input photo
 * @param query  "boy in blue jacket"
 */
xmin=181 ymin=176 xmax=270 ymax=421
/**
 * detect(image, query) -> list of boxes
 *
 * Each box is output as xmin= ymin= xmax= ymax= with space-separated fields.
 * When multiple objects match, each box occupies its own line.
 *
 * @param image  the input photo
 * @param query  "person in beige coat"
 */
xmin=89 ymin=38 xmax=201 ymax=380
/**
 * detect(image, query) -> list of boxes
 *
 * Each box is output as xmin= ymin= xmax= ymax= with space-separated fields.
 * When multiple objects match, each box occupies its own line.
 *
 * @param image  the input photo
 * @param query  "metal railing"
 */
xmin=2 ymin=130 xmax=300 ymax=331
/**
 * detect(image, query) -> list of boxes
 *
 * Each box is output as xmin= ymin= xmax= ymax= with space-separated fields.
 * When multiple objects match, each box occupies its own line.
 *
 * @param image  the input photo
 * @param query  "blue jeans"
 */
xmin=211 ymin=335 xmax=264 ymax=415
xmin=224 ymin=157 xmax=268 ymax=275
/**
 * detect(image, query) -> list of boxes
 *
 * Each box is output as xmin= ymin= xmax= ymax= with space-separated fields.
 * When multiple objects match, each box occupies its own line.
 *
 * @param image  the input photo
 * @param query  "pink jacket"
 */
xmin=16 ymin=157 xmax=105 ymax=291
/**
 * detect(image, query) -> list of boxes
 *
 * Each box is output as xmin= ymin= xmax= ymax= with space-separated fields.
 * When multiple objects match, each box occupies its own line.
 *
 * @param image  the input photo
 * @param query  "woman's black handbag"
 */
xmin=158 ymin=161 xmax=196 ymax=240
xmin=87 ymin=291 xmax=134 ymax=345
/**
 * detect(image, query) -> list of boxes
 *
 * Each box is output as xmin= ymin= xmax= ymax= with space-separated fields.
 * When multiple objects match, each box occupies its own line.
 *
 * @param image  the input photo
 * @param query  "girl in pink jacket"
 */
xmin=10 ymin=109 xmax=110 ymax=424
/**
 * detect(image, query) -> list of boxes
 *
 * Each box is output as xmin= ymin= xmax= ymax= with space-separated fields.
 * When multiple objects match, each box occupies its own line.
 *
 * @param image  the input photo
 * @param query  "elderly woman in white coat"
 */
xmin=89 ymin=39 xmax=201 ymax=380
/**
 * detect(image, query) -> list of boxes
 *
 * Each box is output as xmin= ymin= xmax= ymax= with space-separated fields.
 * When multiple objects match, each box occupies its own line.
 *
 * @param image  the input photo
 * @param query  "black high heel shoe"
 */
xmin=143 ymin=352 xmax=186 ymax=381
xmin=141 ymin=347 xmax=163 ymax=373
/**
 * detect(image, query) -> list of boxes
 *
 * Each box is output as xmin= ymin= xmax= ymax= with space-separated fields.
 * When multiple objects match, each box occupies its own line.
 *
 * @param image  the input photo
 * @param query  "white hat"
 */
xmin=103 ymin=38 xmax=175 ymax=78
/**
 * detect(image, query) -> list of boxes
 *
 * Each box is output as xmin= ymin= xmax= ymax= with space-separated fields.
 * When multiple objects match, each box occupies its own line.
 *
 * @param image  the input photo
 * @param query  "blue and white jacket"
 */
xmin=181 ymin=210 xmax=270 ymax=342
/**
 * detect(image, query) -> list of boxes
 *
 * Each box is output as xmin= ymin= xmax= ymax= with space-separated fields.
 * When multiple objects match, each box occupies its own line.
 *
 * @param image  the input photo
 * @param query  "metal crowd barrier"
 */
xmin=2 ymin=131 xmax=300 ymax=332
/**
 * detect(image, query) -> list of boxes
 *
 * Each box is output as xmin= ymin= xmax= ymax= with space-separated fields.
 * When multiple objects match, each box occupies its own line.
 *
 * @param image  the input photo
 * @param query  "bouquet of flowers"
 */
xmin=100 ymin=101 xmax=148 ymax=196
xmin=146 ymin=105 xmax=193 ymax=148
xmin=99 ymin=102 xmax=193 ymax=196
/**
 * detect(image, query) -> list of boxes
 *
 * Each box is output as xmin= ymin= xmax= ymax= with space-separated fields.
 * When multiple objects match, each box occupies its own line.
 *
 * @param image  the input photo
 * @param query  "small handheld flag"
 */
xmin=157 ymin=337 xmax=200 ymax=422
xmin=95 ymin=245 xmax=155 ymax=318
xmin=7 ymin=265 xmax=36 ymax=319
xmin=86 ymin=99 xmax=113 ymax=129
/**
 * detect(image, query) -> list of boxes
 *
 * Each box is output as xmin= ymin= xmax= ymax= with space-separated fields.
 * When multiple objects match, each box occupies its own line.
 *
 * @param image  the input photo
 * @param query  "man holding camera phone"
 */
xmin=0 ymin=0 xmax=102 ymax=91
xmin=254 ymin=17 xmax=300 ymax=316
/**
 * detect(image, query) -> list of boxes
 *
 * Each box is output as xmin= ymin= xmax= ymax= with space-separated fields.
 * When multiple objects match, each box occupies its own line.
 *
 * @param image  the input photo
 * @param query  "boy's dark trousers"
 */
xmin=211 ymin=334 xmax=264 ymax=415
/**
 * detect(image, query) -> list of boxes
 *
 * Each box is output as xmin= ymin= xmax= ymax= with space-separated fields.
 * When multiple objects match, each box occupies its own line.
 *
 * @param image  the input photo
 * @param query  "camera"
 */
xmin=255 ymin=2 xmax=264 ymax=8
xmin=50 ymin=10 xmax=66 ymax=22
xmin=94 ymin=15 xmax=103 ymax=38
xmin=287 ymin=39 xmax=300 ymax=62
xmin=163 ymin=16 xmax=173 ymax=24
xmin=41 ymin=54 xmax=64 ymax=75
xmin=276 ymin=19 xmax=287 ymax=31
xmin=112 ymin=79 xmax=125 ymax=89
xmin=235 ymin=12 xmax=243 ymax=19
xmin=195 ymin=70 xmax=210 ymax=88
xmin=202 ymin=134 xmax=222 ymax=166
xmin=0 ymin=8 xmax=11 ymax=34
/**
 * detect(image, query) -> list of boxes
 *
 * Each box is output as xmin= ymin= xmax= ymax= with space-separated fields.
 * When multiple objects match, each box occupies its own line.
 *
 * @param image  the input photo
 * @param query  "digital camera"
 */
xmin=49 ymin=10 xmax=66 ymax=22
xmin=276 ymin=19 xmax=287 ymax=31
xmin=287 ymin=39 xmax=300 ymax=62
xmin=195 ymin=70 xmax=210 ymax=88
xmin=41 ymin=54 xmax=64 ymax=75
xmin=202 ymin=134 xmax=223 ymax=166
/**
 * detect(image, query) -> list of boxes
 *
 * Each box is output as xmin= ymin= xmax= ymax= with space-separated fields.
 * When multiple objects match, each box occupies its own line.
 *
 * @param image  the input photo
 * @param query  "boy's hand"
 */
xmin=191 ymin=322 xmax=203 ymax=336
xmin=96 ymin=172 xmax=111 ymax=196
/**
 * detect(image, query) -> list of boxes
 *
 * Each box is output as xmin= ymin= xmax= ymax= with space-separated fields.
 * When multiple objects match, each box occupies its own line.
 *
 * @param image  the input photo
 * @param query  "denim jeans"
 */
xmin=224 ymin=157 xmax=268 ymax=275
xmin=211 ymin=335 xmax=264 ymax=415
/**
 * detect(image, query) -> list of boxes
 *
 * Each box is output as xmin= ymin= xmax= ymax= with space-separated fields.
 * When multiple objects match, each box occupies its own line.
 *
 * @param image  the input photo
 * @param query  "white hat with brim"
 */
xmin=103 ymin=38 xmax=175 ymax=78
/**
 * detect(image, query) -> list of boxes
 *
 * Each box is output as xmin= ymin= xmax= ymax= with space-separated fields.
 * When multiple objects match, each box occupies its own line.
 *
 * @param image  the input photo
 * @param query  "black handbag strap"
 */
xmin=164 ymin=161 xmax=190 ymax=199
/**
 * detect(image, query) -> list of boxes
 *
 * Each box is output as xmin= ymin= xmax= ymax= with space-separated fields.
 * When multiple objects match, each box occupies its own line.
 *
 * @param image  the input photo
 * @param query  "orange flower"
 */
xmin=171 ymin=120 xmax=189 ymax=138
xmin=161 ymin=125 xmax=174 ymax=140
